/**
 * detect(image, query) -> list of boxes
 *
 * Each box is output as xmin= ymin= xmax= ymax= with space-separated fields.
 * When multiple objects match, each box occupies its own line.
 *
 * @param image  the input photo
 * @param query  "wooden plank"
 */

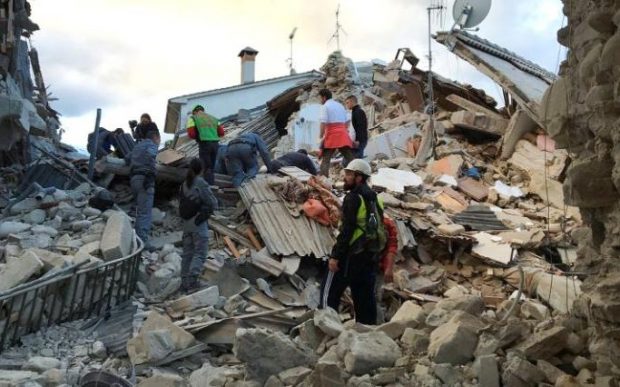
xmin=223 ymin=236 xmax=241 ymax=259
xmin=245 ymin=228 xmax=262 ymax=250
xmin=208 ymin=219 xmax=253 ymax=249
xmin=446 ymin=94 xmax=505 ymax=120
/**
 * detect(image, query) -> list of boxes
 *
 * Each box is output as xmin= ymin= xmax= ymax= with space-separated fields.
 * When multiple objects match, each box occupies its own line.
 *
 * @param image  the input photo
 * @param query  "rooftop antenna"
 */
xmin=328 ymin=4 xmax=347 ymax=52
xmin=287 ymin=27 xmax=297 ymax=75
xmin=423 ymin=1 xmax=445 ymax=165
xmin=451 ymin=0 xmax=492 ymax=31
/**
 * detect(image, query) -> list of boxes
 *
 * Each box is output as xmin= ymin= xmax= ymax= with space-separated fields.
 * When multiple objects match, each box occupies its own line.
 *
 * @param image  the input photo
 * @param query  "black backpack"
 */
xmin=179 ymin=185 xmax=202 ymax=220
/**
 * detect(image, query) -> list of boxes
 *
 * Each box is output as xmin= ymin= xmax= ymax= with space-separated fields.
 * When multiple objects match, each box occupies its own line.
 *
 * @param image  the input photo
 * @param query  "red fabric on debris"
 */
xmin=303 ymin=199 xmax=331 ymax=226
xmin=307 ymin=176 xmax=341 ymax=227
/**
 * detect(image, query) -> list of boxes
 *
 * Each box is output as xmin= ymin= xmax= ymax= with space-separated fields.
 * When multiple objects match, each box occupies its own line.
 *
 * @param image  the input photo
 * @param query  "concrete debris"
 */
xmin=100 ymin=212 xmax=133 ymax=261
xmin=0 ymin=7 xmax=611 ymax=387
xmin=234 ymin=328 xmax=316 ymax=383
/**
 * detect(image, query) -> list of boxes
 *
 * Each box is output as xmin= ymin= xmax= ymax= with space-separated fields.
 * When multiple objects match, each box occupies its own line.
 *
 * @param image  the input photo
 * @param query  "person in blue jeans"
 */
xmin=225 ymin=132 xmax=274 ymax=187
xmin=179 ymin=158 xmax=217 ymax=291
xmin=129 ymin=130 xmax=159 ymax=249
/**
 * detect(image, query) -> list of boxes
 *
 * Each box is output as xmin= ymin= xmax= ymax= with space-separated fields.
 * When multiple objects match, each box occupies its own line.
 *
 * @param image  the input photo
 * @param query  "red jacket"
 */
xmin=380 ymin=216 xmax=398 ymax=274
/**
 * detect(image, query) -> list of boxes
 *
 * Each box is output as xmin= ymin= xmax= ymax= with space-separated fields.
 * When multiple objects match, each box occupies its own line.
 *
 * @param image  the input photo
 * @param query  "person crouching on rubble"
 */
xmin=225 ymin=132 xmax=274 ymax=187
xmin=320 ymin=159 xmax=386 ymax=325
xmin=179 ymin=158 xmax=217 ymax=292
xmin=129 ymin=130 xmax=160 ymax=250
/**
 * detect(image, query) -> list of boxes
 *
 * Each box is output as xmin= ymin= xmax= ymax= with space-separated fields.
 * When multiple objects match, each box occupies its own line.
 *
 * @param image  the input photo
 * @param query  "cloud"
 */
xmin=28 ymin=0 xmax=564 ymax=148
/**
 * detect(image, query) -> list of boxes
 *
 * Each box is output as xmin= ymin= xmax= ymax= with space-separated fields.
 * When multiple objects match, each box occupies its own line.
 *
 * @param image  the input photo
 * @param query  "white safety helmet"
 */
xmin=344 ymin=159 xmax=372 ymax=177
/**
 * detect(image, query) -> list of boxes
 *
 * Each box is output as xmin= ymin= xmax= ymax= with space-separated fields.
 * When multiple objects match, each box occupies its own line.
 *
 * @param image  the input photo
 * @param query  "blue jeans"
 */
xmin=130 ymin=175 xmax=154 ymax=244
xmin=181 ymin=221 xmax=209 ymax=287
xmin=226 ymin=143 xmax=258 ymax=187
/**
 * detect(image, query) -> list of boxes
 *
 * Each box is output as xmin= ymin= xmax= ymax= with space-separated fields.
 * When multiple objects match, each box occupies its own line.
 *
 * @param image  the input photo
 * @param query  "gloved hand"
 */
xmin=195 ymin=212 xmax=209 ymax=225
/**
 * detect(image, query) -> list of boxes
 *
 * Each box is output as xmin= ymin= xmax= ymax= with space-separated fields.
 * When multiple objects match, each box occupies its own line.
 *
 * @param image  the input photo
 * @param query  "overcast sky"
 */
xmin=29 ymin=0 xmax=565 ymax=149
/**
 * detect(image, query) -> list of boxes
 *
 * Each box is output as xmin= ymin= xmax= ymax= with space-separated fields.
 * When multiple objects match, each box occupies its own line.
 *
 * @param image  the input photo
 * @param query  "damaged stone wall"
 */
xmin=541 ymin=0 xmax=620 ymax=373
xmin=0 ymin=0 xmax=61 ymax=167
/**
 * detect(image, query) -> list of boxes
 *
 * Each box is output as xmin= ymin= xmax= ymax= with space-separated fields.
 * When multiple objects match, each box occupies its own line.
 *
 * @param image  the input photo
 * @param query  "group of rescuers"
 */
xmin=122 ymin=88 xmax=395 ymax=324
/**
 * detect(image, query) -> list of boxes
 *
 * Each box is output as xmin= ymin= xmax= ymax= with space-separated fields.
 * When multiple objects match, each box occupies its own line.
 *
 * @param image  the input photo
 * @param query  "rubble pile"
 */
xmin=0 ymin=3 xmax=616 ymax=384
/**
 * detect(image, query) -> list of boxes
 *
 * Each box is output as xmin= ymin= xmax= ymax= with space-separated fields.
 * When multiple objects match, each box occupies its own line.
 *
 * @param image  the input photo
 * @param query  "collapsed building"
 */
xmin=0 ymin=1 xmax=618 ymax=385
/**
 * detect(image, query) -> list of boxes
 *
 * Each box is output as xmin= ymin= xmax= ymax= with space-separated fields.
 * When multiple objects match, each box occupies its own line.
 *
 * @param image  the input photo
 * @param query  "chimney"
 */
xmin=238 ymin=47 xmax=258 ymax=84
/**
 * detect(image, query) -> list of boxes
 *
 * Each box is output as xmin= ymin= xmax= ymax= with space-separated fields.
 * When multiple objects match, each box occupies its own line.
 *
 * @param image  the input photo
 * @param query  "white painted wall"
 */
xmin=176 ymin=76 xmax=314 ymax=125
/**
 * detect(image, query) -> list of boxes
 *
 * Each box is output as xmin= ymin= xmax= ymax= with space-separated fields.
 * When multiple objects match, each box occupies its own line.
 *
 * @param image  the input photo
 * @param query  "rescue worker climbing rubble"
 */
xmin=320 ymin=158 xmax=386 ymax=325
xmin=129 ymin=130 xmax=160 ymax=249
xmin=186 ymin=105 xmax=223 ymax=185
xmin=225 ymin=132 xmax=274 ymax=187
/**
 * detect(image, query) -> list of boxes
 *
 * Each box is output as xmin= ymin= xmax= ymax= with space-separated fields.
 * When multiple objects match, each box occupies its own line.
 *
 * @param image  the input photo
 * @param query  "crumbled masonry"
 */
xmin=0 ymin=1 xmax=618 ymax=385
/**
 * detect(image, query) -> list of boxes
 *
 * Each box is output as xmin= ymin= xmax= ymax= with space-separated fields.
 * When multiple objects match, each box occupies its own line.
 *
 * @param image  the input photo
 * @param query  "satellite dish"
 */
xmin=452 ymin=0 xmax=492 ymax=30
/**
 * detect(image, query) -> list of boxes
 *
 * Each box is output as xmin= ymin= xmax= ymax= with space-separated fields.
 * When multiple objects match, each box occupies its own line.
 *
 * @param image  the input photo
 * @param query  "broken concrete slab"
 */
xmin=520 ymin=299 xmax=549 ymax=320
xmin=127 ymin=312 xmax=195 ymax=365
xmin=500 ymin=109 xmax=538 ymax=160
xmin=515 ymin=326 xmax=568 ymax=360
xmin=0 ymin=250 xmax=44 ymax=291
xmin=234 ymin=328 xmax=316 ymax=383
xmin=137 ymin=374 xmax=186 ymax=387
xmin=22 ymin=356 xmax=61 ymax=373
xmin=477 ymin=355 xmax=501 ymax=387
xmin=313 ymin=308 xmax=344 ymax=337
xmin=278 ymin=366 xmax=312 ymax=386
xmin=0 ymin=221 xmax=31 ymax=238
xmin=100 ymin=212 xmax=133 ymax=261
xmin=429 ymin=318 xmax=478 ymax=365
xmin=471 ymin=232 xmax=513 ymax=265
xmin=341 ymin=331 xmax=402 ymax=375
xmin=451 ymin=110 xmax=508 ymax=136
xmin=168 ymin=286 xmax=220 ymax=313
xmin=501 ymin=354 xmax=546 ymax=386
xmin=371 ymin=168 xmax=422 ymax=194
xmin=390 ymin=301 xmax=426 ymax=324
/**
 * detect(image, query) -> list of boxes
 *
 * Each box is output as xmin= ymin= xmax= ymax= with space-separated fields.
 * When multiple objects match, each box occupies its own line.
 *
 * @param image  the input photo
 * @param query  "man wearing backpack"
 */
xmin=320 ymin=159 xmax=385 ymax=325
xmin=179 ymin=158 xmax=218 ymax=292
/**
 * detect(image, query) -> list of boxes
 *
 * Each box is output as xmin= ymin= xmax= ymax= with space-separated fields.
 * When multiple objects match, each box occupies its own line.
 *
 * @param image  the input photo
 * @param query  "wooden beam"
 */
xmin=223 ymin=236 xmax=241 ymax=259
xmin=245 ymin=228 xmax=262 ymax=250
xmin=208 ymin=219 xmax=253 ymax=249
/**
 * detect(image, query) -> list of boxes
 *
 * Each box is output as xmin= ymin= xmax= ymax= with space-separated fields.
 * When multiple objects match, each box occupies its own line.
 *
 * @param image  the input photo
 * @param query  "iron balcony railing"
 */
xmin=0 ymin=238 xmax=143 ymax=352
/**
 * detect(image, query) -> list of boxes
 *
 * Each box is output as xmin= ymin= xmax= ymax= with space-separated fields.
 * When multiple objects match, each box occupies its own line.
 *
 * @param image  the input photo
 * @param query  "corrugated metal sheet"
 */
xmin=238 ymin=176 xmax=335 ymax=258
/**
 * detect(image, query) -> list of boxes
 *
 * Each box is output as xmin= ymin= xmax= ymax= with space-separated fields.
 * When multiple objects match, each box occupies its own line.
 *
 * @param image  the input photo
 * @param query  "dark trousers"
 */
xmin=355 ymin=140 xmax=367 ymax=159
xmin=319 ymin=257 xmax=377 ymax=325
xmin=198 ymin=141 xmax=219 ymax=185
xmin=320 ymin=147 xmax=355 ymax=177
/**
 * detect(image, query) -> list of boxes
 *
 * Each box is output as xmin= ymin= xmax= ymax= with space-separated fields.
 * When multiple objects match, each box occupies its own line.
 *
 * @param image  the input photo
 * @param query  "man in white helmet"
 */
xmin=320 ymin=159 xmax=386 ymax=325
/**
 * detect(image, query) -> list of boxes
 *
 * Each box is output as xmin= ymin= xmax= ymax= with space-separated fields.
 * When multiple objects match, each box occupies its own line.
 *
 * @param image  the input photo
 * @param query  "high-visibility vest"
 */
xmin=188 ymin=111 xmax=219 ymax=141
xmin=349 ymin=195 xmax=384 ymax=246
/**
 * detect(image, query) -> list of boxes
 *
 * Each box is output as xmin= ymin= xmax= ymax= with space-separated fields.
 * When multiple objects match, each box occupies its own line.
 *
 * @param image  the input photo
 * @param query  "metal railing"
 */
xmin=0 ymin=238 xmax=143 ymax=352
